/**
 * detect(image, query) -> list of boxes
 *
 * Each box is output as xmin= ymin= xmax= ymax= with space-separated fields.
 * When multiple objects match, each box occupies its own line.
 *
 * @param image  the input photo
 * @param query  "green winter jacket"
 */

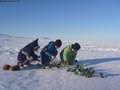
xmin=60 ymin=45 xmax=77 ymax=65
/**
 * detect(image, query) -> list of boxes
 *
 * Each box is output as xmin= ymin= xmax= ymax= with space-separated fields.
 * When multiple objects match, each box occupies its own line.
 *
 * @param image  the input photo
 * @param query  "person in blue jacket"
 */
xmin=40 ymin=39 xmax=62 ymax=66
xmin=17 ymin=39 xmax=40 ymax=67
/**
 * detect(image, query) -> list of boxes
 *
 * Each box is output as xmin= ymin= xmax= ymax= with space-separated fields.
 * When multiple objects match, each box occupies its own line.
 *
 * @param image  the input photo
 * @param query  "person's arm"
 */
xmin=71 ymin=53 xmax=77 ymax=64
xmin=72 ymin=51 xmax=77 ymax=60
xmin=50 ymin=50 xmax=58 ymax=62
xmin=32 ymin=54 xmax=38 ymax=61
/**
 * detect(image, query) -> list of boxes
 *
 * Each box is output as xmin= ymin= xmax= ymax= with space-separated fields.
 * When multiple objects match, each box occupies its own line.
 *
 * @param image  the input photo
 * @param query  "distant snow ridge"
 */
xmin=85 ymin=48 xmax=120 ymax=52
xmin=80 ymin=41 xmax=120 ymax=52
xmin=96 ymin=48 xmax=120 ymax=52
xmin=82 ymin=47 xmax=120 ymax=52
xmin=0 ymin=34 xmax=12 ymax=38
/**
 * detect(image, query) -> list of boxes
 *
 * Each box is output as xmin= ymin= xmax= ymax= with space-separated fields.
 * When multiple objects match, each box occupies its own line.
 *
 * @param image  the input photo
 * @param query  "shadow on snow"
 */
xmin=77 ymin=57 xmax=120 ymax=78
xmin=77 ymin=57 xmax=120 ymax=66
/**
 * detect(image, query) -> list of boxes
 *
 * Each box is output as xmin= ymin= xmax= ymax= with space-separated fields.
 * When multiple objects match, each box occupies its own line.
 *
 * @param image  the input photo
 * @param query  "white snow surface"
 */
xmin=0 ymin=34 xmax=120 ymax=90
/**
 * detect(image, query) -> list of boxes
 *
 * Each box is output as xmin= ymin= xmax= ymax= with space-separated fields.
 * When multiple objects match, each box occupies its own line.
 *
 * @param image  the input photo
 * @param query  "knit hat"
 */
xmin=54 ymin=39 xmax=62 ymax=48
xmin=72 ymin=43 xmax=81 ymax=51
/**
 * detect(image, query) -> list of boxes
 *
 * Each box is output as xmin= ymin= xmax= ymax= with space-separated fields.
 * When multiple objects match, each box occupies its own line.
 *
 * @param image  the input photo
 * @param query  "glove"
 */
xmin=51 ymin=55 xmax=55 ymax=60
xmin=64 ymin=61 xmax=69 ymax=66
xmin=75 ymin=60 xmax=78 ymax=62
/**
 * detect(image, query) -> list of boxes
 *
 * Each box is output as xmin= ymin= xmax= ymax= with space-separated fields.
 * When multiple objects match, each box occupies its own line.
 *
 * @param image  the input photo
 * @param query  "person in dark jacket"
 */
xmin=17 ymin=39 xmax=40 ymax=67
xmin=40 ymin=39 xmax=62 ymax=66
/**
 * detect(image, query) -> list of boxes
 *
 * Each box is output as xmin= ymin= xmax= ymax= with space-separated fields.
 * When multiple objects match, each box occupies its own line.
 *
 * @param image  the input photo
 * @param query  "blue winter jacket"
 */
xmin=40 ymin=41 xmax=58 ymax=64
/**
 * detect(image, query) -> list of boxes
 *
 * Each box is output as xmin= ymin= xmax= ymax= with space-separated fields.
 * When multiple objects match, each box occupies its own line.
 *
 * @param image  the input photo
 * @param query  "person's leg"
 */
xmin=41 ymin=56 xmax=50 ymax=66
xmin=17 ymin=62 xmax=24 ymax=67
xmin=17 ymin=51 xmax=26 ymax=67
xmin=23 ymin=60 xmax=32 ymax=65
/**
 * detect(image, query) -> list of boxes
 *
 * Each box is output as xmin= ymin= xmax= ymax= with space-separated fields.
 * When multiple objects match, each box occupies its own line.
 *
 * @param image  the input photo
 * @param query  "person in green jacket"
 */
xmin=60 ymin=43 xmax=81 ymax=65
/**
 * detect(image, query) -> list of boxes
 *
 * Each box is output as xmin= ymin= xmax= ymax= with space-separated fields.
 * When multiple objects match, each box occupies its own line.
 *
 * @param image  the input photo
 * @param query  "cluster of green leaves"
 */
xmin=36 ymin=63 xmax=104 ymax=78
xmin=67 ymin=64 xmax=104 ymax=78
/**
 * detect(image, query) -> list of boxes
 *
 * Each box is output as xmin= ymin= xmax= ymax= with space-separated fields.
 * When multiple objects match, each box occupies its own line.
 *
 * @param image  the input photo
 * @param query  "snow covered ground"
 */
xmin=0 ymin=34 xmax=120 ymax=90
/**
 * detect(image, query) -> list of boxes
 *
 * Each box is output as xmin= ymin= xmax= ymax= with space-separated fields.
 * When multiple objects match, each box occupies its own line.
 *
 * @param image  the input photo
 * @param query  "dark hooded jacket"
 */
xmin=17 ymin=39 xmax=39 ymax=63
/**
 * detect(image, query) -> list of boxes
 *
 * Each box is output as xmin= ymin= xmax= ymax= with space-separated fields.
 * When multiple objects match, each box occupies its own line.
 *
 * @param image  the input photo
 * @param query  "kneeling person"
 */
xmin=60 ymin=43 xmax=81 ymax=65
xmin=17 ymin=39 xmax=40 ymax=67
xmin=40 ymin=39 xmax=62 ymax=66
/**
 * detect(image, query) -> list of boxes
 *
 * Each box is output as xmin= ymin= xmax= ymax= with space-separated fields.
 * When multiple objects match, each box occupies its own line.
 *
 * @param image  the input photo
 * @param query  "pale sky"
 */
xmin=0 ymin=0 xmax=120 ymax=41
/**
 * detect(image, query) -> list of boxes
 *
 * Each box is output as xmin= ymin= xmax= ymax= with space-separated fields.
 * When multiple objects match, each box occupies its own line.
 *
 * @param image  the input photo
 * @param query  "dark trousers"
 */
xmin=41 ymin=54 xmax=50 ymax=66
